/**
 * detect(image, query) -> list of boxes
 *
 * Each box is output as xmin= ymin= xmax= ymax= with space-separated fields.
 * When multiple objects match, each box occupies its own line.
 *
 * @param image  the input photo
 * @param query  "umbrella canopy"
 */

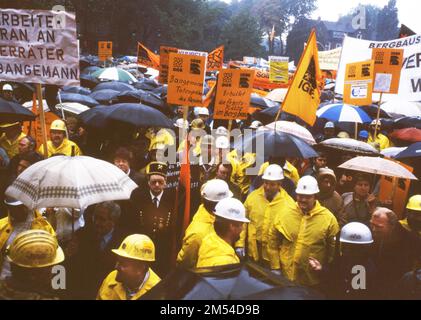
xmin=265 ymin=88 xmax=288 ymax=103
xmin=92 ymin=67 xmax=138 ymax=84
xmin=381 ymin=147 xmax=407 ymax=158
xmin=0 ymin=97 xmax=36 ymax=123
xmin=89 ymin=89 xmax=120 ymax=105
xmin=317 ymin=103 xmax=372 ymax=123
xmin=320 ymin=138 xmax=379 ymax=155
xmin=80 ymin=73 xmax=100 ymax=89
xmin=81 ymin=66 xmax=102 ymax=75
xmin=360 ymin=104 xmax=391 ymax=119
xmin=5 ymin=155 xmax=138 ymax=210
xmin=390 ymin=128 xmax=421 ymax=143
xmin=62 ymin=86 xmax=91 ymax=95
xmin=250 ymin=93 xmax=279 ymax=109
xmin=141 ymin=262 xmax=323 ymax=300
xmin=60 ymin=92 xmax=99 ymax=108
xmin=237 ymin=130 xmax=318 ymax=161
xmin=394 ymin=117 xmax=421 ymax=130
xmin=262 ymin=121 xmax=316 ymax=145
xmin=381 ymin=99 xmax=421 ymax=117
xmin=78 ymin=103 xmax=173 ymax=129
xmin=55 ymin=102 xmax=90 ymax=115
xmin=338 ymin=156 xmax=418 ymax=180
xmin=395 ymin=142 xmax=421 ymax=159
xmin=116 ymin=89 xmax=147 ymax=103
xmin=93 ymin=81 xmax=135 ymax=92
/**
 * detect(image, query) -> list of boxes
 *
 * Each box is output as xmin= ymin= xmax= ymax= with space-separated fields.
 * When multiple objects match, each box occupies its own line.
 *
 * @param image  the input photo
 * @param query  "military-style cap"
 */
xmin=147 ymin=161 xmax=168 ymax=177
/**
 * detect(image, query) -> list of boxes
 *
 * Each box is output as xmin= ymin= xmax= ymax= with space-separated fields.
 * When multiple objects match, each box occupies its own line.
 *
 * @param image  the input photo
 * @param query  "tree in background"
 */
xmin=376 ymin=0 xmax=399 ymax=41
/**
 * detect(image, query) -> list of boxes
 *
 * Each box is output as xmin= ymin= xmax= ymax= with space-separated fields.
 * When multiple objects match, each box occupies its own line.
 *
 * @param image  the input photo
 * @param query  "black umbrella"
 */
xmin=80 ymin=74 xmax=100 ymax=89
xmin=89 ymin=89 xmax=120 ymax=105
xmin=80 ymin=66 xmax=102 ymax=75
xmin=394 ymin=116 xmax=421 ymax=129
xmin=141 ymin=262 xmax=323 ymax=300
xmin=93 ymin=81 xmax=135 ymax=92
xmin=60 ymin=92 xmax=99 ymax=107
xmin=252 ymin=106 xmax=303 ymax=125
xmin=116 ymin=89 xmax=147 ymax=103
xmin=133 ymin=79 xmax=159 ymax=91
xmin=250 ymin=93 xmax=279 ymax=109
xmin=79 ymin=103 xmax=173 ymax=129
xmin=62 ymin=86 xmax=91 ymax=95
xmin=360 ymin=104 xmax=391 ymax=119
xmin=236 ymin=130 xmax=318 ymax=161
xmin=0 ymin=97 xmax=36 ymax=122
xmin=395 ymin=142 xmax=421 ymax=159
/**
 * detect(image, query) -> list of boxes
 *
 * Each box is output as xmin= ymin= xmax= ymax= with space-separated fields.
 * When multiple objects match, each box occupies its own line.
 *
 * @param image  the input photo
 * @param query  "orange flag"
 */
xmin=207 ymin=45 xmax=224 ymax=71
xmin=137 ymin=42 xmax=160 ymax=69
xmin=281 ymin=29 xmax=322 ymax=126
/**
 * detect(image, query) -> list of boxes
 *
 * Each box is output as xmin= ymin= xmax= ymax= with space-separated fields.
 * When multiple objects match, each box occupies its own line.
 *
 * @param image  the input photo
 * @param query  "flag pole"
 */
xmin=373 ymin=92 xmax=383 ymax=138
xmin=35 ymin=84 xmax=48 ymax=158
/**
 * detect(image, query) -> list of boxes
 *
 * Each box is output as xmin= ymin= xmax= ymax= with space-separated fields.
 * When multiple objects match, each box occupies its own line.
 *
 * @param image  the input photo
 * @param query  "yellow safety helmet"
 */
xmin=6 ymin=230 xmax=64 ymax=268
xmin=190 ymin=118 xmax=205 ymax=130
xmin=112 ymin=234 xmax=155 ymax=262
xmin=50 ymin=119 xmax=67 ymax=132
xmin=406 ymin=195 xmax=421 ymax=212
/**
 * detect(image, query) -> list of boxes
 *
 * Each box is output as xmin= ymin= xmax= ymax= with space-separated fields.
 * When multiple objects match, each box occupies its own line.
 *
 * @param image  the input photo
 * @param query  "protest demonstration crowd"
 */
xmin=0 ymin=4 xmax=421 ymax=301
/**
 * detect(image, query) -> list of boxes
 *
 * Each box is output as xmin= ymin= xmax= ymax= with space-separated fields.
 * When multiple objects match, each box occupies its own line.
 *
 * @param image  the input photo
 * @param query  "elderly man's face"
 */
xmin=18 ymin=138 xmax=32 ymax=155
xmin=94 ymin=206 xmax=115 ymax=237
xmin=114 ymin=157 xmax=130 ymax=174
xmin=216 ymin=164 xmax=230 ymax=182
xmin=370 ymin=211 xmax=393 ymax=241
xmin=148 ymin=174 xmax=166 ymax=195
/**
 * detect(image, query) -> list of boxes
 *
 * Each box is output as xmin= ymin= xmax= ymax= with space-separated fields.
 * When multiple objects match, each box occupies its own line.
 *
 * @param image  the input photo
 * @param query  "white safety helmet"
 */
xmin=324 ymin=121 xmax=335 ymax=129
xmin=2 ymin=84 xmax=13 ymax=91
xmin=174 ymin=118 xmax=189 ymax=129
xmin=370 ymin=119 xmax=381 ymax=127
xmin=215 ymin=126 xmax=229 ymax=136
xmin=201 ymin=179 xmax=233 ymax=202
xmin=340 ymin=222 xmax=373 ymax=244
xmin=262 ymin=164 xmax=284 ymax=181
xmin=198 ymin=107 xmax=209 ymax=116
xmin=249 ymin=121 xmax=263 ymax=129
xmin=215 ymin=136 xmax=230 ymax=150
xmin=295 ymin=176 xmax=320 ymax=195
xmin=214 ymin=198 xmax=249 ymax=223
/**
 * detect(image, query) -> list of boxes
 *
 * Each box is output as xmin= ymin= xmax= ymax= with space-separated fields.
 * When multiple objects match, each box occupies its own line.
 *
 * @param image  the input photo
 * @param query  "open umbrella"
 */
xmin=381 ymin=147 xmax=407 ymax=158
xmin=133 ymin=79 xmax=160 ymax=91
xmin=116 ymin=90 xmax=147 ymax=103
xmin=141 ymin=262 xmax=323 ymax=300
xmin=60 ymin=92 xmax=99 ymax=108
xmin=265 ymin=88 xmax=288 ymax=103
xmin=0 ymin=97 xmax=36 ymax=123
xmin=317 ymin=103 xmax=372 ymax=123
xmin=390 ymin=128 xmax=421 ymax=143
xmin=92 ymin=67 xmax=138 ymax=84
xmin=237 ymin=130 xmax=318 ymax=161
xmin=80 ymin=74 xmax=100 ymax=89
xmin=394 ymin=117 xmax=421 ymax=130
xmin=93 ymin=81 xmax=135 ymax=92
xmin=320 ymin=138 xmax=379 ymax=155
xmin=381 ymin=99 xmax=421 ymax=118
xmin=62 ymin=86 xmax=91 ymax=95
xmin=5 ymin=155 xmax=138 ymax=210
xmin=55 ymin=102 xmax=90 ymax=115
xmin=395 ymin=142 xmax=421 ymax=159
xmin=81 ymin=66 xmax=102 ymax=75
xmin=89 ymin=89 xmax=120 ymax=105
xmin=78 ymin=103 xmax=173 ymax=129
xmin=250 ymin=93 xmax=279 ymax=109
xmin=338 ymin=156 xmax=418 ymax=180
xmin=262 ymin=121 xmax=316 ymax=145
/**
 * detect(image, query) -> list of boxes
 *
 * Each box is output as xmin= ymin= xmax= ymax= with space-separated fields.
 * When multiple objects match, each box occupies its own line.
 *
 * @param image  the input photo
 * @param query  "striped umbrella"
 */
xmin=92 ymin=67 xmax=138 ymax=84
xmin=316 ymin=103 xmax=372 ymax=123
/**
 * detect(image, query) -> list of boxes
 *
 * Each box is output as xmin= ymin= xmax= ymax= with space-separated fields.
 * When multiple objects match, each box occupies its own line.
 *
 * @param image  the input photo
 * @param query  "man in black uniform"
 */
xmin=130 ymin=162 xmax=176 ymax=277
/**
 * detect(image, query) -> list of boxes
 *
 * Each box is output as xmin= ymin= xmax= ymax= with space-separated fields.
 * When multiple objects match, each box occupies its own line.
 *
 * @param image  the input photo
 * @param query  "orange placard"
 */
xmin=167 ymin=51 xmax=207 ymax=107
xmin=378 ymin=159 xmax=414 ymax=219
xmin=343 ymin=60 xmax=374 ymax=106
xmin=371 ymin=48 xmax=403 ymax=94
xmin=159 ymin=46 xmax=178 ymax=84
xmin=213 ymin=69 xmax=255 ymax=120
xmin=137 ymin=42 xmax=160 ymax=69
xmin=24 ymin=112 xmax=60 ymax=149
xmin=98 ymin=41 xmax=112 ymax=62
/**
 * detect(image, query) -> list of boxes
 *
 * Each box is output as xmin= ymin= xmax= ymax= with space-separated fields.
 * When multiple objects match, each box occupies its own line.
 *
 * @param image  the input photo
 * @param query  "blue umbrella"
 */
xmin=317 ymin=103 xmax=372 ymax=123
xmin=394 ymin=117 xmax=421 ymax=129
xmin=0 ymin=97 xmax=36 ymax=122
xmin=79 ymin=103 xmax=173 ymax=129
xmin=93 ymin=81 xmax=135 ymax=92
xmin=116 ymin=89 xmax=147 ymax=103
xmin=89 ymin=89 xmax=120 ymax=104
xmin=62 ymin=86 xmax=91 ymax=95
xmin=81 ymin=66 xmax=102 ymax=75
xmin=60 ymin=92 xmax=99 ymax=107
xmin=237 ymin=130 xmax=318 ymax=161
xmin=395 ymin=142 xmax=421 ymax=159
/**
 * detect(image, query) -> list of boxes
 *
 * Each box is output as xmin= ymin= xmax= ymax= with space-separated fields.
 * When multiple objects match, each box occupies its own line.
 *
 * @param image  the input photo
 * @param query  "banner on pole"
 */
xmin=343 ymin=60 xmax=374 ymax=106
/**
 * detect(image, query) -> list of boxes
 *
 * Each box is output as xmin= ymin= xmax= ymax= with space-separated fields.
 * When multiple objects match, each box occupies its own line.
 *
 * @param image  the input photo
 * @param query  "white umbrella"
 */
xmin=338 ymin=156 xmax=418 ymax=180
xmin=265 ymin=88 xmax=288 ymax=103
xmin=380 ymin=147 xmax=407 ymax=158
xmin=320 ymin=138 xmax=379 ymax=155
xmin=262 ymin=121 xmax=316 ymax=145
xmin=380 ymin=99 xmax=421 ymax=117
xmin=6 ymin=156 xmax=138 ymax=210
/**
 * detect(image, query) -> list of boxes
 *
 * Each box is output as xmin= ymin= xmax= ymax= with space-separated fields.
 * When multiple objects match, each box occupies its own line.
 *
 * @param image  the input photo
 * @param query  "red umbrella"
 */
xmin=390 ymin=128 xmax=421 ymax=143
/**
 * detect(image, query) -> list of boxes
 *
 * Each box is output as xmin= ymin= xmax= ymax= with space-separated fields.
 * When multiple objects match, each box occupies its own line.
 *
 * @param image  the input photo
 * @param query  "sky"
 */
xmin=312 ymin=0 xmax=420 ymax=33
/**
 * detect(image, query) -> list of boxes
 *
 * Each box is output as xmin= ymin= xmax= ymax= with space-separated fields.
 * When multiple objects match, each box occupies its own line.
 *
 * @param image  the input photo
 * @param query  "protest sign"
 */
xmin=159 ymin=46 xmax=178 ymax=84
xmin=318 ymin=47 xmax=342 ymax=70
xmin=269 ymin=56 xmax=289 ymax=84
xmin=343 ymin=60 xmax=374 ymax=106
xmin=371 ymin=48 xmax=403 ymax=94
xmin=98 ymin=41 xmax=112 ymax=62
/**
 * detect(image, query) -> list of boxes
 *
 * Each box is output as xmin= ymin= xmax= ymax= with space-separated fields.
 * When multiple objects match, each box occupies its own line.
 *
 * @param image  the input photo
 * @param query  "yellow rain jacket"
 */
xmin=196 ymin=231 xmax=239 ymax=268
xmin=227 ymin=149 xmax=256 ymax=195
xmin=0 ymin=211 xmax=56 ymax=269
xmin=368 ymin=133 xmax=391 ymax=151
xmin=268 ymin=201 xmax=339 ymax=287
xmin=148 ymin=129 xmax=175 ymax=151
xmin=0 ymin=132 xmax=26 ymax=158
xmin=38 ymin=138 xmax=82 ymax=157
xmin=258 ymin=161 xmax=300 ymax=185
xmin=400 ymin=219 xmax=421 ymax=237
xmin=176 ymin=205 xmax=215 ymax=269
xmin=236 ymin=186 xmax=294 ymax=263
xmin=97 ymin=269 xmax=160 ymax=300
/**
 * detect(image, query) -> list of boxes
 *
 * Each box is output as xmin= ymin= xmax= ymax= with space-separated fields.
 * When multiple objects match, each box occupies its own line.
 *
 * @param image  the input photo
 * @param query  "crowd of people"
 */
xmin=0 ymin=78 xmax=420 ymax=301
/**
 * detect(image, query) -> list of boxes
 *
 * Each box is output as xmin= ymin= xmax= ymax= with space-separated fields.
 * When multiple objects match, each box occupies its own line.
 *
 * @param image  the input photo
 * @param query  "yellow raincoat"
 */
xmin=368 ymin=133 xmax=391 ymax=151
xmin=176 ymin=205 xmax=215 ymax=269
xmin=236 ymin=186 xmax=294 ymax=263
xmin=38 ymin=138 xmax=81 ymax=157
xmin=196 ymin=231 xmax=239 ymax=268
xmin=0 ymin=132 xmax=26 ymax=158
xmin=258 ymin=161 xmax=300 ymax=185
xmin=148 ymin=129 xmax=175 ymax=151
xmin=400 ymin=219 xmax=421 ymax=237
xmin=97 ymin=269 xmax=160 ymax=300
xmin=268 ymin=201 xmax=339 ymax=287
xmin=227 ymin=150 xmax=256 ymax=195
